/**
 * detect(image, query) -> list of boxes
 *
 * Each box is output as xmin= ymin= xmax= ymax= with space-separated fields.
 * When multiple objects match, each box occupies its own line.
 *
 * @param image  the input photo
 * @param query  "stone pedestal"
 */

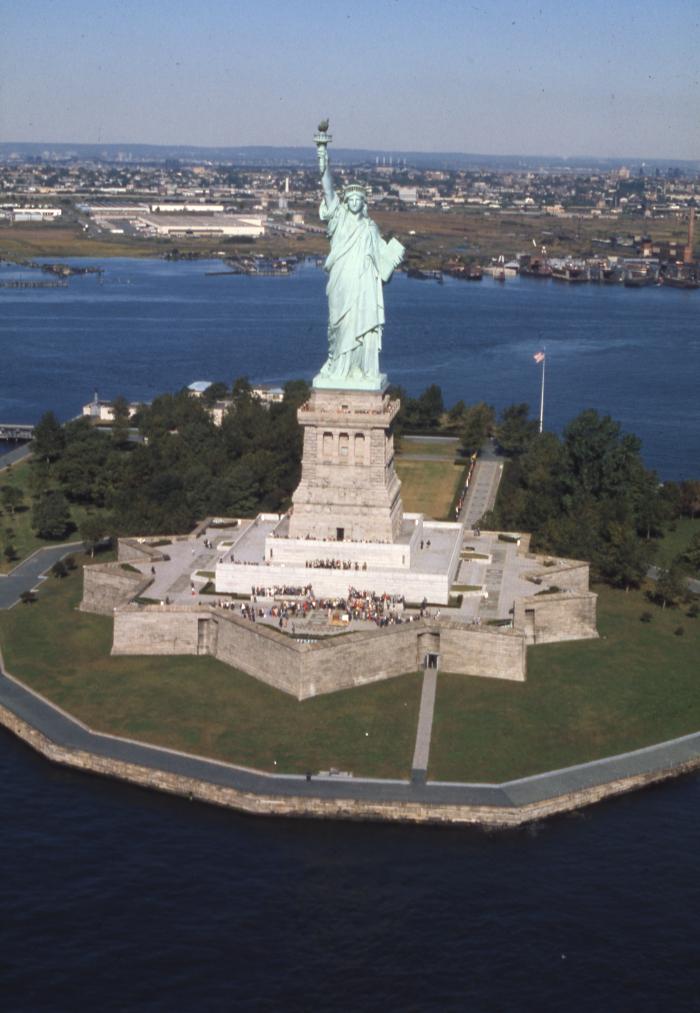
xmin=288 ymin=388 xmax=403 ymax=543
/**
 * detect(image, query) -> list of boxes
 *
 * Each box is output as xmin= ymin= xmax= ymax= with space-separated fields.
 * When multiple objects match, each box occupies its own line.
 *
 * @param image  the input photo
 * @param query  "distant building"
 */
xmin=187 ymin=381 xmax=213 ymax=397
xmin=135 ymin=213 xmax=265 ymax=238
xmin=209 ymin=400 xmax=233 ymax=426
xmin=5 ymin=206 xmax=62 ymax=222
xmin=82 ymin=397 xmax=142 ymax=422
xmin=251 ymin=385 xmax=284 ymax=405
xmin=149 ymin=203 xmax=225 ymax=213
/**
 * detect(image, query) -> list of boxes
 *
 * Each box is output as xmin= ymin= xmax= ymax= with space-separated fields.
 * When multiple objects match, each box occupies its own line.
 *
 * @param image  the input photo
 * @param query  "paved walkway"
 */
xmin=411 ymin=668 xmax=437 ymax=778
xmin=459 ymin=459 xmax=503 ymax=528
xmin=0 ymin=542 xmax=83 ymax=609
xmin=0 ymin=444 xmax=31 ymax=472
xmin=2 ymin=657 xmax=700 ymax=816
xmin=648 ymin=564 xmax=700 ymax=597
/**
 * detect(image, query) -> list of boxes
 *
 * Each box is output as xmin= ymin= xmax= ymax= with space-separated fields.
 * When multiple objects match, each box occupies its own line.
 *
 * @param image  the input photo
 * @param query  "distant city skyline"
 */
xmin=1 ymin=0 xmax=698 ymax=160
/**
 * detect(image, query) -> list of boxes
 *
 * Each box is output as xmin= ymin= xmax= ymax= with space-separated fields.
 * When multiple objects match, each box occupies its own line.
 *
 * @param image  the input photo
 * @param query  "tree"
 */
xmin=50 ymin=559 xmax=68 ymax=579
xmin=1 ymin=485 xmax=24 ymax=515
xmin=283 ymin=379 xmax=311 ymax=410
xmin=56 ymin=430 xmax=110 ymax=503
xmin=416 ymin=384 xmax=444 ymax=429
xmin=201 ymin=381 xmax=229 ymax=406
xmin=652 ymin=565 xmax=686 ymax=609
xmin=496 ymin=403 xmax=538 ymax=457
xmin=79 ymin=515 xmax=111 ymax=557
xmin=446 ymin=400 xmax=468 ymax=432
xmin=111 ymin=394 xmax=131 ymax=448
xmin=562 ymin=410 xmax=642 ymax=500
xmin=678 ymin=532 xmax=700 ymax=575
xmin=598 ymin=522 xmax=650 ymax=589
xmin=31 ymin=491 xmax=71 ymax=539
xmin=31 ymin=411 xmax=65 ymax=463
xmin=460 ymin=402 xmax=495 ymax=456
xmin=231 ymin=375 xmax=253 ymax=401
xmin=19 ymin=590 xmax=37 ymax=605
xmin=3 ymin=544 xmax=18 ymax=563
xmin=680 ymin=480 xmax=700 ymax=519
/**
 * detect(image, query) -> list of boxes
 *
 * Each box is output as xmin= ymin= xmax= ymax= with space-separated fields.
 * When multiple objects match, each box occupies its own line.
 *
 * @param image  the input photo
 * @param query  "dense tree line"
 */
xmin=479 ymin=404 xmax=694 ymax=589
xmin=389 ymin=384 xmax=699 ymax=591
xmin=28 ymin=378 xmax=308 ymax=543
xmin=21 ymin=381 xmax=700 ymax=596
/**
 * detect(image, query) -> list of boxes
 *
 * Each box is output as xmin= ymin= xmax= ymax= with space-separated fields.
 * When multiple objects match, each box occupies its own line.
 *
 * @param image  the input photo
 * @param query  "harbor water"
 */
xmin=1 ymin=258 xmax=699 ymax=1011
xmin=1 ymin=257 xmax=698 ymax=479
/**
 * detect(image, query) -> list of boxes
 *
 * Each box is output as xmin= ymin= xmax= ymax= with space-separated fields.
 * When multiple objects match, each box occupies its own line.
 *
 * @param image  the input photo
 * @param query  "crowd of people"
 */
xmin=251 ymin=584 xmax=312 ymax=598
xmin=208 ymin=586 xmax=431 ymax=631
xmin=304 ymin=558 xmax=368 ymax=571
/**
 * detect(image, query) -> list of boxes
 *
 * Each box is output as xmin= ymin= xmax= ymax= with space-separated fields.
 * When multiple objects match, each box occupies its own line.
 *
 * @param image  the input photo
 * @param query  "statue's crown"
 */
xmin=343 ymin=182 xmax=367 ymax=198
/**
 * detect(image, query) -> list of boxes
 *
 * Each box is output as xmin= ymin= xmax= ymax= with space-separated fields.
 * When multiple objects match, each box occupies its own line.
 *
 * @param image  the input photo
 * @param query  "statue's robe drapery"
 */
xmin=319 ymin=194 xmax=400 ymax=381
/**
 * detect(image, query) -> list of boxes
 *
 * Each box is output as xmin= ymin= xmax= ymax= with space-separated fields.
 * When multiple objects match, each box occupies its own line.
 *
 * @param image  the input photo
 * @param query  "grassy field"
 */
xmin=654 ymin=517 xmax=700 ymax=571
xmin=2 ymin=208 xmax=692 ymax=267
xmin=0 ymin=221 xmax=327 ymax=262
xmin=395 ymin=459 xmax=465 ymax=519
xmin=399 ymin=439 xmax=460 ymax=458
xmin=0 ymin=560 xmax=422 ymax=777
xmin=429 ymin=583 xmax=700 ymax=782
xmin=0 ymin=223 xmax=168 ymax=259
xmin=0 ymin=460 xmax=95 ymax=573
xmin=2 ymin=557 xmax=700 ymax=784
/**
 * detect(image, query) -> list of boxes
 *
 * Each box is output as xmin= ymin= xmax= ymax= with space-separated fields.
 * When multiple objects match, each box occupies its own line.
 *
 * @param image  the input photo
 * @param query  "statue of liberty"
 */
xmin=313 ymin=121 xmax=404 ymax=390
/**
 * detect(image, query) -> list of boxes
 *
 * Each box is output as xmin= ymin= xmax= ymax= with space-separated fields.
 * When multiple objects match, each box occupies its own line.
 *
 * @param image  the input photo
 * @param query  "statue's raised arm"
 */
xmin=315 ymin=119 xmax=335 ymax=209
xmin=312 ymin=120 xmax=405 ymax=393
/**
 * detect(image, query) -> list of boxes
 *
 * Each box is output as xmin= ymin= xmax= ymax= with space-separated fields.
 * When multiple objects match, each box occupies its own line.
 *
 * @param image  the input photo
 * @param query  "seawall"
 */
xmin=2 ymin=659 xmax=700 ymax=829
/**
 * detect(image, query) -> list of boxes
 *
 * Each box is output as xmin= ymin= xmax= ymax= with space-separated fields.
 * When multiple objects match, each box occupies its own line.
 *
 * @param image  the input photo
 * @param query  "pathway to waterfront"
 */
xmin=459 ymin=458 xmax=503 ymax=528
xmin=0 ymin=542 xmax=83 ymax=609
xmin=0 ymin=443 xmax=31 ymax=472
xmin=411 ymin=668 xmax=438 ymax=782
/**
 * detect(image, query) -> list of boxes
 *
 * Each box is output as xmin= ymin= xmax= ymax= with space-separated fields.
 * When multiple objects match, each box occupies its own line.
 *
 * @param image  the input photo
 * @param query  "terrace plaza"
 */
xmin=215 ymin=387 xmax=463 ymax=606
xmin=112 ymin=513 xmax=595 ymax=636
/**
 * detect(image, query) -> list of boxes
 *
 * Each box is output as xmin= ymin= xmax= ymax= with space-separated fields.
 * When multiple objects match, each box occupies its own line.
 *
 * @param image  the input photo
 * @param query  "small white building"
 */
xmin=82 ymin=398 xmax=142 ymax=422
xmin=149 ymin=203 xmax=225 ymax=214
xmin=135 ymin=213 xmax=265 ymax=238
xmin=251 ymin=385 xmax=284 ymax=405
xmin=9 ymin=207 xmax=62 ymax=223
xmin=187 ymin=381 xmax=213 ymax=398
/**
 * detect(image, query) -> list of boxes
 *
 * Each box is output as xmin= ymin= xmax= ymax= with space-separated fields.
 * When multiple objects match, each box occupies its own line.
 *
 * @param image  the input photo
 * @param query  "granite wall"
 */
xmin=81 ymin=564 xmax=152 ymax=616
xmin=513 ymin=591 xmax=598 ymax=645
xmin=111 ymin=605 xmax=528 ymax=698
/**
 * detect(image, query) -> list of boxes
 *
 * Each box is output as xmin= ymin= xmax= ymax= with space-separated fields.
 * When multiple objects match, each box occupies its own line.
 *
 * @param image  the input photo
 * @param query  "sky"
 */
xmin=1 ymin=0 xmax=699 ymax=159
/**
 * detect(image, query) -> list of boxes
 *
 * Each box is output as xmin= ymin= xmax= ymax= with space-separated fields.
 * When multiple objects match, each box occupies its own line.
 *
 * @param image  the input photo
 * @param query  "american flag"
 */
xmin=533 ymin=351 xmax=545 ymax=364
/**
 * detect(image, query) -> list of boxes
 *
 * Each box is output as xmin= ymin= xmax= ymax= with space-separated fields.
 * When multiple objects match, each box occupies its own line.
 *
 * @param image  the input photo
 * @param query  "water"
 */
xmin=1 ymin=259 xmax=700 ymax=1009
xmin=1 ymin=257 xmax=698 ymax=478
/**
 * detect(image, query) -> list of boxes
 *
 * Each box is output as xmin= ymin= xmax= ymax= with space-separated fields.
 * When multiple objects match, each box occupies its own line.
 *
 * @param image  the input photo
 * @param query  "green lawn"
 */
xmin=430 ymin=583 xmax=700 ymax=782
xmin=655 ymin=517 xmax=700 ymax=572
xmin=0 ymin=460 xmax=94 ymax=573
xmin=0 ymin=560 xmax=422 ymax=777
xmin=398 ymin=439 xmax=460 ymax=459
xmin=395 ymin=459 xmax=464 ymax=519
xmin=4 ymin=557 xmax=700 ymax=786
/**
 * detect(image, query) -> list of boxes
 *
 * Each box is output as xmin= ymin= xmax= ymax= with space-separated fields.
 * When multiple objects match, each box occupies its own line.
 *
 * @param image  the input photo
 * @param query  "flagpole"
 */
xmin=539 ymin=353 xmax=545 ymax=434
